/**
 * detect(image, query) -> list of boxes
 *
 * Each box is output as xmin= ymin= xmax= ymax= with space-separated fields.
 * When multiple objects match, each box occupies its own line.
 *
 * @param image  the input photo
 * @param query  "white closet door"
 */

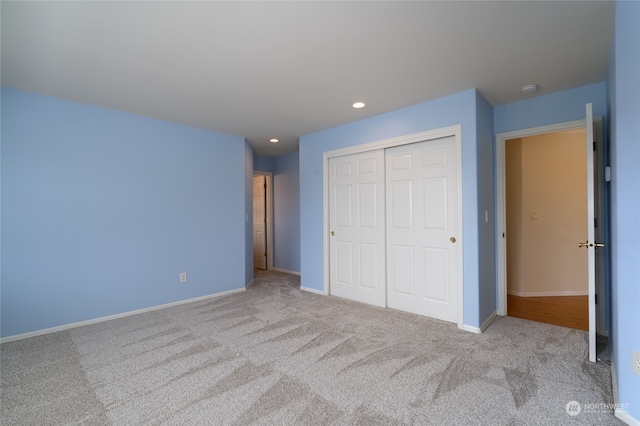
xmin=386 ymin=136 xmax=459 ymax=322
xmin=329 ymin=150 xmax=386 ymax=307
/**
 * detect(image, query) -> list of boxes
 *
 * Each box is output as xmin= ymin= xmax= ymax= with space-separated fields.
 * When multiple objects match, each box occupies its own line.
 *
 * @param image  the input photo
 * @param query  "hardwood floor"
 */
xmin=507 ymin=294 xmax=588 ymax=331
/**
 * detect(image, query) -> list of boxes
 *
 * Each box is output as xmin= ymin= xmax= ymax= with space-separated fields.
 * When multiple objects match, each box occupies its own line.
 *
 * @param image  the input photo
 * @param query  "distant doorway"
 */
xmin=253 ymin=172 xmax=273 ymax=270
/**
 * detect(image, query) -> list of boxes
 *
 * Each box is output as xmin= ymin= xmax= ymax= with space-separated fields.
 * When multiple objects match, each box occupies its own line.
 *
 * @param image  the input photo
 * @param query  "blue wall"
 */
xmin=299 ymin=89 xmax=493 ymax=329
xmin=494 ymin=83 xmax=607 ymax=134
xmin=273 ymin=152 xmax=300 ymax=273
xmin=253 ymin=154 xmax=274 ymax=173
xmin=475 ymin=92 xmax=496 ymax=326
xmin=608 ymin=0 xmax=640 ymax=419
xmin=1 ymin=88 xmax=247 ymax=338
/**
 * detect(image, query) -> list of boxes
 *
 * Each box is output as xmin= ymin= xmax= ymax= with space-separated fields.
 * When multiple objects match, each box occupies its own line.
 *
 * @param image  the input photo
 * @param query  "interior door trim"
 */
xmin=322 ymin=125 xmax=464 ymax=329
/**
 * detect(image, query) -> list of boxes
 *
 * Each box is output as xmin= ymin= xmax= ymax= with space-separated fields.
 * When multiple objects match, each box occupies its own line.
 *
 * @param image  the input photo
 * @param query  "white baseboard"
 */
xmin=0 ymin=287 xmax=246 ymax=344
xmin=271 ymin=267 xmax=301 ymax=276
xmin=507 ymin=290 xmax=588 ymax=297
xmin=461 ymin=324 xmax=482 ymax=334
xmin=616 ymin=409 xmax=640 ymax=426
xmin=612 ymin=361 xmax=619 ymax=410
xmin=461 ymin=311 xmax=497 ymax=334
xmin=611 ymin=362 xmax=640 ymax=425
xmin=300 ymin=286 xmax=328 ymax=296
xmin=481 ymin=311 xmax=497 ymax=332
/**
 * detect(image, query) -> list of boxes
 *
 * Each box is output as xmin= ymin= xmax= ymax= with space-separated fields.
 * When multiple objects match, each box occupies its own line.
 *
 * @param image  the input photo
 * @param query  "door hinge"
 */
xmin=595 ymin=294 xmax=598 ymax=304
xmin=594 ymin=217 xmax=598 ymax=228
xmin=264 ymin=183 xmax=266 ymax=189
xmin=264 ymin=252 xmax=267 ymax=257
xmin=503 ymin=233 xmax=505 ymax=238
xmin=593 ymin=141 xmax=596 ymax=151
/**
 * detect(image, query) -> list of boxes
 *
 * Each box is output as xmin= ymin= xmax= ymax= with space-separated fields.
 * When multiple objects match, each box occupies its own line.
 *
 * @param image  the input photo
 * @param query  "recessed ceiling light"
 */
xmin=269 ymin=138 xmax=279 ymax=143
xmin=521 ymin=84 xmax=539 ymax=94
xmin=352 ymin=102 xmax=365 ymax=109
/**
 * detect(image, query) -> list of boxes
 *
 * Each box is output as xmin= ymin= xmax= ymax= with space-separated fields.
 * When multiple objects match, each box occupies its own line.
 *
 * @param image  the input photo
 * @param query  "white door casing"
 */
xmin=386 ymin=137 xmax=459 ymax=322
xmin=329 ymin=150 xmax=386 ymax=307
xmin=253 ymin=175 xmax=267 ymax=270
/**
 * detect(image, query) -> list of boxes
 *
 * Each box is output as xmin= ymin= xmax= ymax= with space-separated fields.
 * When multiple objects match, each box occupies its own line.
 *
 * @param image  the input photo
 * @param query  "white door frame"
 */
xmin=322 ymin=125 xmax=464 ymax=329
xmin=495 ymin=117 xmax=603 ymax=317
xmin=253 ymin=171 xmax=273 ymax=270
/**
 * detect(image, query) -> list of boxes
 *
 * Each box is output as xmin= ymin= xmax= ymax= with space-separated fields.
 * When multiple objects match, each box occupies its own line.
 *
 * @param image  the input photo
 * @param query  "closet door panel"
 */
xmin=386 ymin=137 xmax=459 ymax=322
xmin=329 ymin=150 xmax=386 ymax=307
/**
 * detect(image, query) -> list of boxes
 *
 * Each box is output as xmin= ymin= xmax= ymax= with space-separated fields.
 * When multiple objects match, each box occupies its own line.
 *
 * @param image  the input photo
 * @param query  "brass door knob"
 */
xmin=450 ymin=237 xmax=456 ymax=243
xmin=331 ymin=231 xmax=335 ymax=236
xmin=578 ymin=241 xmax=605 ymax=248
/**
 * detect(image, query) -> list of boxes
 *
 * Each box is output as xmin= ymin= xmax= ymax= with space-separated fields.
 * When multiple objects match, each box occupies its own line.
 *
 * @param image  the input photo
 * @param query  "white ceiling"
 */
xmin=1 ymin=1 xmax=614 ymax=157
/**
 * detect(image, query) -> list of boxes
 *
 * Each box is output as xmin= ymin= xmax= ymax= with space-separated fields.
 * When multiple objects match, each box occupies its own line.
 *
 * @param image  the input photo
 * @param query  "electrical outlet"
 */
xmin=180 ymin=272 xmax=187 ymax=283
xmin=633 ymin=351 xmax=640 ymax=376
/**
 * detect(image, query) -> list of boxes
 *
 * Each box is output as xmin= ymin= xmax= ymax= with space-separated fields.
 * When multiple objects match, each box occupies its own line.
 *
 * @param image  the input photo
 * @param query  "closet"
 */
xmin=328 ymin=134 xmax=461 ymax=323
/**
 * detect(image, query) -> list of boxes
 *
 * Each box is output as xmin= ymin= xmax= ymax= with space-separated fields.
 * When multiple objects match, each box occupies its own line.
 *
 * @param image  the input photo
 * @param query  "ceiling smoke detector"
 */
xmin=521 ymin=84 xmax=539 ymax=94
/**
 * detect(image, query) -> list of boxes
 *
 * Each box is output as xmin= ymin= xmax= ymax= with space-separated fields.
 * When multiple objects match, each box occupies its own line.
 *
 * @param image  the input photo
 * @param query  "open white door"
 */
xmin=253 ymin=175 xmax=267 ymax=270
xmin=582 ymin=103 xmax=597 ymax=362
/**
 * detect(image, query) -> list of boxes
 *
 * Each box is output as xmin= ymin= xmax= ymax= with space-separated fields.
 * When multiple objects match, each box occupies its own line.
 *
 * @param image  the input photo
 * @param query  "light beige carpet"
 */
xmin=1 ymin=270 xmax=622 ymax=425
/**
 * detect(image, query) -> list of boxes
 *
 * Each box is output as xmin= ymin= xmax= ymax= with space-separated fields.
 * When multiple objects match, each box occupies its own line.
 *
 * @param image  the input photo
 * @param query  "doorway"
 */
xmin=253 ymin=172 xmax=273 ymax=271
xmin=496 ymin=113 xmax=607 ymax=362
xmin=504 ymin=129 xmax=588 ymax=330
